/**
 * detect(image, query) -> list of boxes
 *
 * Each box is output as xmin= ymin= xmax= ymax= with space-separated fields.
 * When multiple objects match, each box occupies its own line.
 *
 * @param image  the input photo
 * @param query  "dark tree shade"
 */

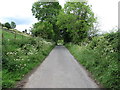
xmin=11 ymin=21 xmax=16 ymax=29
xmin=4 ymin=22 xmax=11 ymax=29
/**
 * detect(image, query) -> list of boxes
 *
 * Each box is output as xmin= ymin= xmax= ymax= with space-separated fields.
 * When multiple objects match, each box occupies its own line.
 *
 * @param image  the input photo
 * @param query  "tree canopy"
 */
xmin=31 ymin=1 xmax=62 ymax=43
xmin=4 ymin=22 xmax=11 ymax=29
xmin=31 ymin=1 xmax=96 ymax=44
xmin=32 ymin=1 xmax=61 ymax=23
xmin=11 ymin=21 xmax=16 ymax=29
xmin=56 ymin=2 xmax=96 ymax=43
xmin=31 ymin=21 xmax=54 ymax=39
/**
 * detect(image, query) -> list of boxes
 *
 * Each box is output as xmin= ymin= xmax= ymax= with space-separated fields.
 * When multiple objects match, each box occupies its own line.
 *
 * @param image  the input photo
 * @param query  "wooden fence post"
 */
xmin=2 ymin=33 xmax=4 ymax=40
xmin=14 ymin=32 xmax=16 ymax=39
xmin=22 ymin=34 xmax=23 ymax=40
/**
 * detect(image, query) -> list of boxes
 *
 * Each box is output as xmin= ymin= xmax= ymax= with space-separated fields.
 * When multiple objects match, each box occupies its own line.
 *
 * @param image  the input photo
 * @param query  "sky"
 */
xmin=0 ymin=0 xmax=119 ymax=33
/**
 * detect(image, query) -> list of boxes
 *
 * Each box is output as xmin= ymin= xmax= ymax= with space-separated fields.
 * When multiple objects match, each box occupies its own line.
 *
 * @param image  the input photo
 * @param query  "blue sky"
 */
xmin=2 ymin=17 xmax=34 ymax=25
xmin=0 ymin=0 xmax=38 ymax=31
xmin=0 ymin=0 xmax=119 ymax=33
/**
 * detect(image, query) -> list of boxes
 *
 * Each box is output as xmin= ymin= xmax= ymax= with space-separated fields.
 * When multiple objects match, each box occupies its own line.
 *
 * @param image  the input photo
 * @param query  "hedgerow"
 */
xmin=2 ymin=30 xmax=55 ymax=88
xmin=66 ymin=31 xmax=119 ymax=89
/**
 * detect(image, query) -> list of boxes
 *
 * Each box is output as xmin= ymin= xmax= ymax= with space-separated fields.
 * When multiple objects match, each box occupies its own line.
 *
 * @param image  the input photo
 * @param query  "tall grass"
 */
xmin=2 ymin=30 xmax=55 ymax=88
xmin=2 ymin=30 xmax=28 ymax=40
xmin=66 ymin=32 xmax=119 ymax=89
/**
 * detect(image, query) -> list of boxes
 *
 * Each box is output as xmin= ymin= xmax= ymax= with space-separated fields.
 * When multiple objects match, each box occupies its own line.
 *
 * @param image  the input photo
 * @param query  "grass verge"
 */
xmin=2 ymin=29 xmax=55 ymax=88
xmin=66 ymin=32 xmax=119 ymax=90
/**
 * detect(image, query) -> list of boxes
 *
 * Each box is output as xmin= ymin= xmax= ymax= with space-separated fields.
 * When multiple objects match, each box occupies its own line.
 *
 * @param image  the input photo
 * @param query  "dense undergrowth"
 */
xmin=2 ymin=30 xmax=55 ymax=88
xmin=66 ymin=32 xmax=119 ymax=89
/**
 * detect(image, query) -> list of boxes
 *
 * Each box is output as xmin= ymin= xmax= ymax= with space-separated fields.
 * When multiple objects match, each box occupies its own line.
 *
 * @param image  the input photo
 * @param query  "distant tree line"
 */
xmin=0 ymin=21 xmax=16 ymax=30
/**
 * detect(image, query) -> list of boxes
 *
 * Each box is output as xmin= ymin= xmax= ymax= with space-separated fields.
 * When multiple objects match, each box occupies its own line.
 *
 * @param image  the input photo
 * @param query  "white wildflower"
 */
xmin=24 ymin=64 xmax=26 ymax=66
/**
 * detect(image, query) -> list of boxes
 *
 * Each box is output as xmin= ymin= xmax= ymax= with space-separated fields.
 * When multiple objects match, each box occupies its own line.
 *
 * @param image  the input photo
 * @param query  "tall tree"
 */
xmin=11 ymin=21 xmax=16 ymax=29
xmin=4 ymin=22 xmax=11 ymax=29
xmin=32 ymin=1 xmax=61 ymax=23
xmin=56 ymin=9 xmax=75 ymax=43
xmin=57 ymin=2 xmax=96 ymax=43
xmin=31 ymin=0 xmax=62 ymax=43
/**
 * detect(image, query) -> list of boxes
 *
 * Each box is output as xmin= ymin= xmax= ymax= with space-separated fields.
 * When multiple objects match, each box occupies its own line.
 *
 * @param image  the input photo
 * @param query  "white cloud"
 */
xmin=0 ymin=0 xmax=36 ymax=17
xmin=88 ymin=0 xmax=119 ymax=33
xmin=59 ymin=0 xmax=119 ymax=32
xmin=16 ymin=24 xmax=32 ymax=32
xmin=59 ymin=0 xmax=65 ymax=7
xmin=0 ymin=0 xmax=119 ymax=33
xmin=0 ymin=0 xmax=38 ymax=32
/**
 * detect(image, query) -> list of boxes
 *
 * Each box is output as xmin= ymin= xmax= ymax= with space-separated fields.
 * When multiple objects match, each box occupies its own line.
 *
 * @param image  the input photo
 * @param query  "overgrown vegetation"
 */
xmin=31 ymin=1 xmax=96 ymax=44
xmin=1 ymin=1 xmax=119 ymax=89
xmin=66 ymin=31 xmax=119 ymax=89
xmin=2 ymin=30 xmax=54 ymax=88
xmin=2 ymin=30 xmax=29 ymax=40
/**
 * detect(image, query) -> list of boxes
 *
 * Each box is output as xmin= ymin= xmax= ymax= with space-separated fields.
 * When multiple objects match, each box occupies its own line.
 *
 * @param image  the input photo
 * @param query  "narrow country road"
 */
xmin=23 ymin=46 xmax=99 ymax=88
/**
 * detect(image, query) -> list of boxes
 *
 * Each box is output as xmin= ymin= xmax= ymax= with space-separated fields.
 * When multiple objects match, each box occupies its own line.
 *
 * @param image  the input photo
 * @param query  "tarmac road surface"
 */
xmin=24 ymin=46 xmax=99 ymax=88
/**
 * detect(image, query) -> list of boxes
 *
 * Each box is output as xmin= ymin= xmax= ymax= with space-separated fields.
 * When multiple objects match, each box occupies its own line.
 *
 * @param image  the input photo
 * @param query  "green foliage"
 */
xmin=57 ymin=2 xmax=96 ymax=43
xmin=31 ymin=1 xmax=96 ymax=44
xmin=2 ymin=30 xmax=27 ymax=40
xmin=31 ymin=21 xmax=54 ymax=39
xmin=11 ymin=21 xmax=16 ymax=29
xmin=56 ymin=9 xmax=75 ymax=43
xmin=2 ymin=30 xmax=55 ymax=88
xmin=66 ymin=31 xmax=119 ymax=89
xmin=4 ymin=22 xmax=11 ymax=29
xmin=32 ymin=1 xmax=61 ymax=22
xmin=31 ymin=1 xmax=62 ymax=43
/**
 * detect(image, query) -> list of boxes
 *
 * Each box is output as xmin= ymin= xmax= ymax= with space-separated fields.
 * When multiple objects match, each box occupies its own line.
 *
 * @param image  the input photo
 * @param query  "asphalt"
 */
xmin=23 ymin=46 xmax=99 ymax=88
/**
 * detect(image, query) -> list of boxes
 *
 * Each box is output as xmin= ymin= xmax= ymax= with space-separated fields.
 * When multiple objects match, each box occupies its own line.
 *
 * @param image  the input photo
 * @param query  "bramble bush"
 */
xmin=66 ymin=31 xmax=119 ymax=89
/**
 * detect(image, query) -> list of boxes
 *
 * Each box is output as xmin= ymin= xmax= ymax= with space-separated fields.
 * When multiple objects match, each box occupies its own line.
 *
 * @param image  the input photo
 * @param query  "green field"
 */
xmin=2 ymin=29 xmax=29 ymax=40
xmin=2 ymin=29 xmax=55 ymax=88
